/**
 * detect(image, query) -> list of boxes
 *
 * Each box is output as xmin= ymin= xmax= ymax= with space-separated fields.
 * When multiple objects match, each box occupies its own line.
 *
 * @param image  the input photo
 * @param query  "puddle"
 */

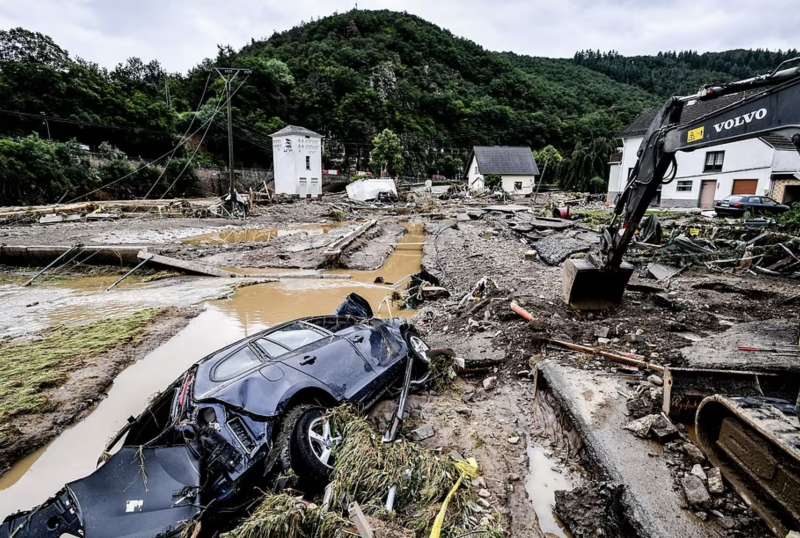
xmin=0 ymin=222 xmax=425 ymax=518
xmin=183 ymin=223 xmax=344 ymax=246
xmin=526 ymin=443 xmax=574 ymax=538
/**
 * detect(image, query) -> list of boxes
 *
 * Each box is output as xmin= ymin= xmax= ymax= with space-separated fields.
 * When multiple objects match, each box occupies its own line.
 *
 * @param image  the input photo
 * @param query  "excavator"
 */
xmin=562 ymin=60 xmax=800 ymax=536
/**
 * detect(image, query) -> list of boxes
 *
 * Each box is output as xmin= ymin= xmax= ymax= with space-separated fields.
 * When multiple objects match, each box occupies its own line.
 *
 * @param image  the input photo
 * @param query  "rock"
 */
xmin=477 ymin=488 xmax=491 ymax=498
xmin=693 ymin=510 xmax=709 ymax=521
xmin=710 ymin=510 xmax=735 ymax=529
xmin=650 ymin=414 xmax=678 ymax=440
xmin=477 ymin=498 xmax=491 ymax=508
xmin=524 ymin=250 xmax=538 ymax=260
xmin=626 ymin=393 xmax=656 ymax=419
xmin=509 ymin=473 xmax=521 ymax=482
xmin=516 ymin=370 xmax=530 ymax=378
xmin=594 ymin=326 xmax=611 ymax=339
xmin=647 ymin=374 xmax=663 ymax=386
xmin=410 ymin=425 xmax=435 ymax=442
xmin=682 ymin=475 xmax=711 ymax=507
xmin=707 ymin=467 xmax=724 ymax=495
xmin=482 ymin=376 xmax=497 ymax=391
xmin=597 ymin=337 xmax=611 ymax=345
xmin=474 ymin=477 xmax=487 ymax=489
xmin=682 ymin=442 xmax=706 ymax=464
xmin=690 ymin=464 xmax=707 ymax=481
xmin=624 ymin=414 xmax=657 ymax=438
xmin=507 ymin=434 xmax=520 ymax=445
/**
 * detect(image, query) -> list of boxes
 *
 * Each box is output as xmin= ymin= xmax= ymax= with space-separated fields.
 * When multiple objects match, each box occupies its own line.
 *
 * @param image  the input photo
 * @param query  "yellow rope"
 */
xmin=429 ymin=457 xmax=479 ymax=538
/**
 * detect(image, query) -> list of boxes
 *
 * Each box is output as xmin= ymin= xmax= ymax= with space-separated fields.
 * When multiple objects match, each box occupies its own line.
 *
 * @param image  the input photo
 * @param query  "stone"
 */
xmin=477 ymin=488 xmax=491 ymax=498
xmin=710 ymin=510 xmax=735 ymax=529
xmin=482 ymin=376 xmax=498 ymax=391
xmin=410 ymin=425 xmax=435 ymax=442
xmin=507 ymin=435 xmax=520 ymax=445
xmin=624 ymin=414 xmax=657 ymax=438
xmin=647 ymin=374 xmax=663 ymax=386
xmin=707 ymin=467 xmax=724 ymax=495
xmin=682 ymin=475 xmax=711 ymax=507
xmin=626 ymin=393 xmax=656 ymax=419
xmin=650 ymin=414 xmax=678 ymax=440
xmin=682 ymin=442 xmax=706 ymax=464
xmin=594 ymin=326 xmax=611 ymax=339
xmin=478 ymin=498 xmax=491 ymax=508
xmin=690 ymin=464 xmax=707 ymax=481
xmin=524 ymin=250 xmax=538 ymax=260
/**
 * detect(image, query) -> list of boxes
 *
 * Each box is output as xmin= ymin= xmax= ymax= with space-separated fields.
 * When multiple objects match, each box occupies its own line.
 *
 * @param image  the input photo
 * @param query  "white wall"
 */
xmin=271 ymin=134 xmax=322 ymax=196
xmin=466 ymin=156 xmax=484 ymax=192
xmin=772 ymin=148 xmax=800 ymax=173
xmin=608 ymin=136 xmax=643 ymax=196
xmin=501 ymin=175 xmax=535 ymax=195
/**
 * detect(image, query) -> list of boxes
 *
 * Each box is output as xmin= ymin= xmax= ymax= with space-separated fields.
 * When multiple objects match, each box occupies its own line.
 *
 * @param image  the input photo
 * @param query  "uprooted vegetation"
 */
xmin=0 ymin=309 xmax=159 ymax=424
xmin=223 ymin=407 xmax=503 ymax=538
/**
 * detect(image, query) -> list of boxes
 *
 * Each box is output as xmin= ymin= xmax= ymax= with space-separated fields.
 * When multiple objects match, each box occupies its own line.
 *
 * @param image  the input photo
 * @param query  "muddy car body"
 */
xmin=0 ymin=295 xmax=429 ymax=538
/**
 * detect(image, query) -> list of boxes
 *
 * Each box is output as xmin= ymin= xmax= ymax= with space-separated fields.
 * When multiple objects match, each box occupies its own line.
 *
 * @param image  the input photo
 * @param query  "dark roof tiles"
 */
xmin=472 ymin=146 xmax=539 ymax=175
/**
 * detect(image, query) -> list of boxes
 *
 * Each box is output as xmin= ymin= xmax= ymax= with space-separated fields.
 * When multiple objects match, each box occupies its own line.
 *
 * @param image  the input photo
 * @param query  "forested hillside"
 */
xmin=573 ymin=49 xmax=799 ymax=98
xmin=0 ymin=9 xmax=793 ymax=204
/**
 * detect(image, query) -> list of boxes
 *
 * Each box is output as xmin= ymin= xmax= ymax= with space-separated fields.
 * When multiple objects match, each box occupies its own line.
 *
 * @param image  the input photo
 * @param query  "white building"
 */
xmin=466 ymin=146 xmax=539 ymax=195
xmin=270 ymin=125 xmax=323 ymax=197
xmin=609 ymin=101 xmax=800 ymax=208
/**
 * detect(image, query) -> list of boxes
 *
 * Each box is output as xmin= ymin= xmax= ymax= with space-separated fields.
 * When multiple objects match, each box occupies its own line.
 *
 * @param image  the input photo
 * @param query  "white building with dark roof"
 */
xmin=465 ymin=146 xmax=539 ymax=194
xmin=609 ymin=98 xmax=800 ymax=208
xmin=270 ymin=125 xmax=323 ymax=197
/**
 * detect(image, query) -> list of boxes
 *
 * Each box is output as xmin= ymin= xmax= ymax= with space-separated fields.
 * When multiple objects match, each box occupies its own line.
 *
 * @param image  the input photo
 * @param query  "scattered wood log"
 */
xmin=137 ymin=250 xmax=235 ymax=278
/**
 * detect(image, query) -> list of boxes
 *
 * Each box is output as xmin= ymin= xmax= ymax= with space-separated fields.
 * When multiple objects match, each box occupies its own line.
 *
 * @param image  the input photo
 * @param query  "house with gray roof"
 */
xmin=270 ymin=125 xmax=323 ymax=197
xmin=609 ymin=98 xmax=800 ymax=208
xmin=465 ymin=146 xmax=539 ymax=194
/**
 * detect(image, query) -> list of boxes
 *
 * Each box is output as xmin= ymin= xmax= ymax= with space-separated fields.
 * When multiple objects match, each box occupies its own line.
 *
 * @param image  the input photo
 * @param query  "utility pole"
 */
xmin=40 ymin=112 xmax=51 ymax=140
xmin=213 ymin=67 xmax=251 ymax=214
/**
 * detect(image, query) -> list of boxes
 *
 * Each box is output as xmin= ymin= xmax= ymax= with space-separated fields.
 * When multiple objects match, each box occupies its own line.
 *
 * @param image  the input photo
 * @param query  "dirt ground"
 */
xmin=0 ymin=195 xmax=798 ymax=537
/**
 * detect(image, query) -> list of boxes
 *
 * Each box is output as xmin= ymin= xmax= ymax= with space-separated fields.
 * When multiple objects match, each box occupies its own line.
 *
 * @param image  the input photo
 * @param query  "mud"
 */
xmin=0 ymin=197 xmax=797 ymax=536
xmin=0 ymin=307 xmax=199 ymax=478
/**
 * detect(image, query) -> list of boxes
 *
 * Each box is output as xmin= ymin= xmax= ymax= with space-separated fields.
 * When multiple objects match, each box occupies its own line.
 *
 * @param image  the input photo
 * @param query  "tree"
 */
xmin=0 ymin=28 xmax=69 ymax=68
xmin=534 ymin=144 xmax=563 ymax=184
xmin=370 ymin=128 xmax=404 ymax=177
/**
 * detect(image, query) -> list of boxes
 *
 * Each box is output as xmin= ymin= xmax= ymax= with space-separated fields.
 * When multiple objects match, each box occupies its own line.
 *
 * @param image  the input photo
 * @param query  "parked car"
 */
xmin=0 ymin=294 xmax=431 ymax=538
xmin=714 ymin=195 xmax=790 ymax=217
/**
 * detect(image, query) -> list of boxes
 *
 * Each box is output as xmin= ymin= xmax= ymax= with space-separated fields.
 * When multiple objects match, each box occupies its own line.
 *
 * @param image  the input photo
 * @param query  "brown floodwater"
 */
xmin=182 ymin=222 xmax=345 ymax=246
xmin=0 ymin=222 xmax=425 ymax=518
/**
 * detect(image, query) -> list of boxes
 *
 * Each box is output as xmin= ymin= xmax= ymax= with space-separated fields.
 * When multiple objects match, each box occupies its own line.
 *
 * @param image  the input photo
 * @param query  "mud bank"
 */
xmin=0 ymin=307 xmax=199 ymax=477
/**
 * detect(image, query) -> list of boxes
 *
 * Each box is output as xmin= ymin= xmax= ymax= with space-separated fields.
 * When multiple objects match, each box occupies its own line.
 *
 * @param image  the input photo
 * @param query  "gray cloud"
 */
xmin=0 ymin=0 xmax=797 ymax=72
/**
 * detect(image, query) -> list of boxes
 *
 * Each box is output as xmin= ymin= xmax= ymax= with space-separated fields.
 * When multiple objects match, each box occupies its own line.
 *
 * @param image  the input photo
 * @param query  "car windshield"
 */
xmin=265 ymin=322 xmax=325 ymax=352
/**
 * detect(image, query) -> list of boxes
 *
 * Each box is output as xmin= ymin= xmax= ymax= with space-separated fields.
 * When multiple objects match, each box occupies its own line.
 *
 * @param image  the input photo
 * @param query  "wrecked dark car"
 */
xmin=0 ymin=294 xmax=431 ymax=538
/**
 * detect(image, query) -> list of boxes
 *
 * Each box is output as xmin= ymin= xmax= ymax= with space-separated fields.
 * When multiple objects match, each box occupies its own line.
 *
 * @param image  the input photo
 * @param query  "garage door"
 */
xmin=732 ymin=179 xmax=758 ymax=195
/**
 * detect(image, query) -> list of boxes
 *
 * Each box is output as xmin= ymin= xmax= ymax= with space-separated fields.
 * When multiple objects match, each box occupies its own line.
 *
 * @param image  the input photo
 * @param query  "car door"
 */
xmin=257 ymin=322 xmax=376 ymax=402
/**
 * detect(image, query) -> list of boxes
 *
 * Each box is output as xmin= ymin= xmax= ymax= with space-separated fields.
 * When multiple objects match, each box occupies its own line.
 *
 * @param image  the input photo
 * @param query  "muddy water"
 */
xmin=526 ymin=444 xmax=574 ymax=538
xmin=183 ymin=223 xmax=344 ymax=246
xmin=0 ymin=222 xmax=424 ymax=518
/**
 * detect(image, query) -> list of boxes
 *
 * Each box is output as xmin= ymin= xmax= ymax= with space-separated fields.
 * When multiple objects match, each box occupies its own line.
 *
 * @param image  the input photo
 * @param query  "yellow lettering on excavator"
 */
xmin=687 ymin=126 xmax=705 ymax=143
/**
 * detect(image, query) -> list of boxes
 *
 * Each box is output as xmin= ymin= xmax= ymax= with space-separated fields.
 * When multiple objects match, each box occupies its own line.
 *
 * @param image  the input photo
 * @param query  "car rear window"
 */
xmin=265 ymin=322 xmax=325 ymax=351
xmin=728 ymin=196 xmax=746 ymax=202
xmin=213 ymin=346 xmax=262 ymax=380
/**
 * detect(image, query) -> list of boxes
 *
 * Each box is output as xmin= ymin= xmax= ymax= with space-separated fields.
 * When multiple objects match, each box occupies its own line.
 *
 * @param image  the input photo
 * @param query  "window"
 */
xmin=704 ymin=151 xmax=724 ymax=172
xmin=255 ymin=338 xmax=290 ymax=358
xmin=213 ymin=346 xmax=262 ymax=380
xmin=305 ymin=156 xmax=311 ymax=170
xmin=266 ymin=322 xmax=325 ymax=351
xmin=627 ymin=167 xmax=635 ymax=181
xmin=284 ymin=138 xmax=292 ymax=152
xmin=762 ymin=197 xmax=778 ymax=206
xmin=676 ymin=180 xmax=693 ymax=192
xmin=514 ymin=181 xmax=523 ymax=191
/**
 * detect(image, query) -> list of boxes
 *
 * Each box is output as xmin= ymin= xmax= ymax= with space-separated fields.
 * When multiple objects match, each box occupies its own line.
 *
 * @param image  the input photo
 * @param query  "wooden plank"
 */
xmin=138 ymin=250 xmax=235 ymax=278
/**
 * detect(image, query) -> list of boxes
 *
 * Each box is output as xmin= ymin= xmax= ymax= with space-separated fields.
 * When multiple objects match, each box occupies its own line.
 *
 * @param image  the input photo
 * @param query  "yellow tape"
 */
xmin=429 ymin=457 xmax=480 ymax=538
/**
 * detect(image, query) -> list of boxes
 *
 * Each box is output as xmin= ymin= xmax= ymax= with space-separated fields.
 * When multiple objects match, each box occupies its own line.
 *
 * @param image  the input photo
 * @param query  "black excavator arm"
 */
xmin=563 ymin=59 xmax=800 ymax=309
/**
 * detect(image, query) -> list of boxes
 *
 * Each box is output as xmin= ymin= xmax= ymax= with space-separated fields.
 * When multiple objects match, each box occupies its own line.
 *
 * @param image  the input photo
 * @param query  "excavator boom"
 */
xmin=563 ymin=61 xmax=800 ymax=309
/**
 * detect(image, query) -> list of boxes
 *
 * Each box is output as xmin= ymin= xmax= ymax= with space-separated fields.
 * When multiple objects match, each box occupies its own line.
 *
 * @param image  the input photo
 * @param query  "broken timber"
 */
xmin=137 ymin=250 xmax=234 ymax=278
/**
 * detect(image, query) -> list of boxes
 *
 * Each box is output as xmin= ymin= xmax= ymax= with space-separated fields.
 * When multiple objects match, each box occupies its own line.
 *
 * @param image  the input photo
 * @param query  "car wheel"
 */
xmin=282 ymin=405 xmax=342 ymax=485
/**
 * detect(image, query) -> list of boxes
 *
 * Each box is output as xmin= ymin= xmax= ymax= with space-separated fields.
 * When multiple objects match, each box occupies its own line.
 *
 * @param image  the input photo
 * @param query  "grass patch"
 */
xmin=226 ymin=408 xmax=504 ymax=538
xmin=0 ymin=309 xmax=159 ymax=422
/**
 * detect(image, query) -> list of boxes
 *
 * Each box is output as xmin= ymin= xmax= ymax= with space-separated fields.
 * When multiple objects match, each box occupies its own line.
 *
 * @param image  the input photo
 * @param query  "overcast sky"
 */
xmin=1 ymin=0 xmax=797 ymax=73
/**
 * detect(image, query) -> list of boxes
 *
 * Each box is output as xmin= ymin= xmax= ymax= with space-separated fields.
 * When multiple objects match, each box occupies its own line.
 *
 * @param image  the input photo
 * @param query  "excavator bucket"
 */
xmin=562 ymin=258 xmax=634 ymax=310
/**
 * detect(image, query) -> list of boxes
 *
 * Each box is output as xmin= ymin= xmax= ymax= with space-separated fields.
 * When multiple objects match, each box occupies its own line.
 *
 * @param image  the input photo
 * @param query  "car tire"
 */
xmin=276 ymin=405 xmax=341 ymax=487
